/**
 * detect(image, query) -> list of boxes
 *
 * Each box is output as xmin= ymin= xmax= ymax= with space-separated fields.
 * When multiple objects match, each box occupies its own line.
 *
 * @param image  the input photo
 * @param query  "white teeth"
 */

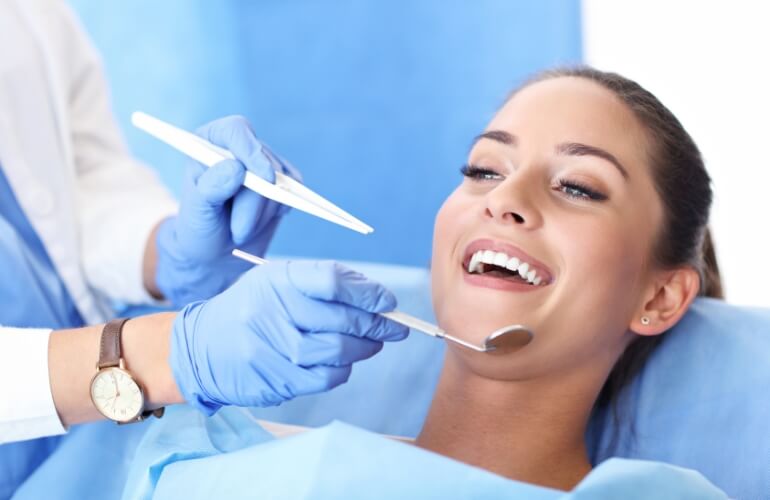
xmin=468 ymin=252 xmax=481 ymax=273
xmin=466 ymin=249 xmax=548 ymax=286
xmin=481 ymin=250 xmax=496 ymax=264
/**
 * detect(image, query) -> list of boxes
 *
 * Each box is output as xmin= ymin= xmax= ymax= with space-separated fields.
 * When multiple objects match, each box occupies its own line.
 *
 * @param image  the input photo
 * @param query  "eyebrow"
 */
xmin=472 ymin=130 xmax=629 ymax=180
xmin=472 ymin=130 xmax=517 ymax=147
xmin=555 ymin=142 xmax=629 ymax=180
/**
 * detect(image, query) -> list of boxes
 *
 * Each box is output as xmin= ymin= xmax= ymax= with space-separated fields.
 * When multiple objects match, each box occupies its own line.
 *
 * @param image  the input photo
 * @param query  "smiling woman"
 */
xmin=420 ymin=66 xmax=720 ymax=490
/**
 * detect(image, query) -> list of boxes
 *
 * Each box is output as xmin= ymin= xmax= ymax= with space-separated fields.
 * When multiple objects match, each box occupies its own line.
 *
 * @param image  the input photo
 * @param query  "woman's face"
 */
xmin=431 ymin=76 xmax=665 ymax=379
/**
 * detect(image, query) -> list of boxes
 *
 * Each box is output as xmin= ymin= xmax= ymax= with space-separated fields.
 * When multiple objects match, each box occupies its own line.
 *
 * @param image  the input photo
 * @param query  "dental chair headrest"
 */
xmin=588 ymin=297 xmax=770 ymax=499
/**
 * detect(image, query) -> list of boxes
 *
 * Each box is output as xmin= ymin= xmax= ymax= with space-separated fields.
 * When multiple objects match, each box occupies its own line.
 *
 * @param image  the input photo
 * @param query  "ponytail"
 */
xmin=700 ymin=228 xmax=724 ymax=299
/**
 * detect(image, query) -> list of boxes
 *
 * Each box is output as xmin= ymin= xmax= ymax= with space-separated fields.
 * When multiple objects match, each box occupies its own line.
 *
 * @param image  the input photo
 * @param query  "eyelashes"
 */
xmin=460 ymin=164 xmax=609 ymax=202
xmin=459 ymin=164 xmax=502 ymax=180
xmin=556 ymin=179 xmax=608 ymax=201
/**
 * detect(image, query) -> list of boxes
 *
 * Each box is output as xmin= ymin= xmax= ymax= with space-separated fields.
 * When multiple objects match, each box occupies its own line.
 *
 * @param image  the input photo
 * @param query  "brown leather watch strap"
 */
xmin=97 ymin=318 xmax=129 ymax=369
xmin=141 ymin=408 xmax=166 ymax=420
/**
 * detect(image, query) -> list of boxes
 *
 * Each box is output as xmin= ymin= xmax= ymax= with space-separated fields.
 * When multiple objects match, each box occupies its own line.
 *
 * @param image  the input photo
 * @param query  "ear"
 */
xmin=629 ymin=266 xmax=701 ymax=336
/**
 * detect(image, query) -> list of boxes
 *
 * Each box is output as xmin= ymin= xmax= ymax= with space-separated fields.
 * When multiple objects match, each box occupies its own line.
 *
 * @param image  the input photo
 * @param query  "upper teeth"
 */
xmin=467 ymin=249 xmax=545 ymax=286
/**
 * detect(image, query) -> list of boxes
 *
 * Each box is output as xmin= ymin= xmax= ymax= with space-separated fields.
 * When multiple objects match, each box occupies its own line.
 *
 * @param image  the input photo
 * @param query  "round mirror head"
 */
xmin=483 ymin=325 xmax=533 ymax=354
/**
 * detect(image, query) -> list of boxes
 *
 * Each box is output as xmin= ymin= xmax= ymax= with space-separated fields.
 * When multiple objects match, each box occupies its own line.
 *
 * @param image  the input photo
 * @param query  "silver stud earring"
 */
xmin=641 ymin=316 xmax=651 ymax=325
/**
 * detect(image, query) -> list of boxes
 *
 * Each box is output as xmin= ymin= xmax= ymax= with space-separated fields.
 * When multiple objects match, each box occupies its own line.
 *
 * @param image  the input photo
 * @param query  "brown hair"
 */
xmin=516 ymin=67 xmax=722 ymax=413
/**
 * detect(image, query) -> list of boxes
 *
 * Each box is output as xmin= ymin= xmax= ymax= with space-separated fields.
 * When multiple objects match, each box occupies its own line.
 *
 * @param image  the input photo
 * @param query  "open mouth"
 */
xmin=461 ymin=240 xmax=554 ymax=287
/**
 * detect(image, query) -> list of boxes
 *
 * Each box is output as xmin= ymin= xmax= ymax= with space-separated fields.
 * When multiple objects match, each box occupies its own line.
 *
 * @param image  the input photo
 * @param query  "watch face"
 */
xmin=90 ymin=367 xmax=144 ymax=422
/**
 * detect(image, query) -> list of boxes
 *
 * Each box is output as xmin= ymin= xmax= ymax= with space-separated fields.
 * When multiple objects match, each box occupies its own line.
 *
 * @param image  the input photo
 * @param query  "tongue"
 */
xmin=483 ymin=268 xmax=531 ymax=284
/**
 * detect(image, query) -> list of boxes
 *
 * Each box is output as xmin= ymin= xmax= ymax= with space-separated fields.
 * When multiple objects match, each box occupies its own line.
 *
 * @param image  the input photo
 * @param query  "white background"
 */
xmin=582 ymin=0 xmax=770 ymax=306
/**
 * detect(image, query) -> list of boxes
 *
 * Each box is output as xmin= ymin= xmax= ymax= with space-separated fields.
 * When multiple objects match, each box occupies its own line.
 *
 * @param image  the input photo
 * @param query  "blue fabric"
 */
xmin=129 ymin=406 xmax=562 ymax=500
xmin=15 ymin=406 xmax=726 ymax=499
xmin=0 ymin=167 xmax=83 ymax=329
xmin=12 ymin=421 xmax=148 ymax=500
xmin=567 ymin=459 xmax=726 ymax=500
xmin=588 ymin=297 xmax=770 ymax=499
xmin=0 ymin=166 xmax=84 ymax=498
xmin=12 ymin=407 xmax=271 ymax=500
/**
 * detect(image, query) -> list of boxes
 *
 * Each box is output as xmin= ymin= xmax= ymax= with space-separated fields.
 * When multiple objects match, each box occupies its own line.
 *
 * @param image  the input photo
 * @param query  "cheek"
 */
xmin=541 ymin=218 xmax=649 ymax=356
xmin=573 ymin=223 xmax=641 ymax=286
xmin=562 ymin=217 xmax=645 ymax=311
xmin=430 ymin=189 xmax=470 ymax=323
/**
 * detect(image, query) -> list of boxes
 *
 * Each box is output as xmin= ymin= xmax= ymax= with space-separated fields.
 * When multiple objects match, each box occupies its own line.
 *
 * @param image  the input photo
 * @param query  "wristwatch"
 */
xmin=89 ymin=318 xmax=164 ymax=424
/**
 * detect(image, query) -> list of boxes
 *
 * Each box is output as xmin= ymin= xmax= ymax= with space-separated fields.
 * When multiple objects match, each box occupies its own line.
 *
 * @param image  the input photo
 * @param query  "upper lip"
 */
xmin=462 ymin=238 xmax=555 ymax=284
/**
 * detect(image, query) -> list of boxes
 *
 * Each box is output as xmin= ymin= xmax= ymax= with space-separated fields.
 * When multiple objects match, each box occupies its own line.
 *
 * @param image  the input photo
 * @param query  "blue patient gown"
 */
xmin=13 ymin=405 xmax=728 ymax=499
xmin=0 ymin=165 xmax=85 ymax=498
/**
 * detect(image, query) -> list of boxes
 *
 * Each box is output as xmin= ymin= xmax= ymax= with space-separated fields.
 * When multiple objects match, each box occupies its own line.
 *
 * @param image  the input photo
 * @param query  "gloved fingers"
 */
xmin=173 ymin=162 xmax=244 ymax=260
xmin=185 ymin=160 xmax=207 ymax=183
xmin=230 ymin=187 xmax=267 ymax=245
xmin=237 ymin=216 xmax=280 ymax=258
xmin=289 ymin=332 xmax=383 ymax=367
xmin=299 ymin=364 xmax=353 ymax=395
xmin=284 ymin=297 xmax=408 ymax=342
xmin=260 ymin=142 xmax=302 ymax=181
xmin=259 ymin=145 xmax=302 ymax=218
xmin=177 ymin=161 xmax=243 ymax=238
xmin=197 ymin=115 xmax=276 ymax=184
xmin=193 ymin=160 xmax=246 ymax=205
xmin=286 ymin=260 xmax=398 ymax=313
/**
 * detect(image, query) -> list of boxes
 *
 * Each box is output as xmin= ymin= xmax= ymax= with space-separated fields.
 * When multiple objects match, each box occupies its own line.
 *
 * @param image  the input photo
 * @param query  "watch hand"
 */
xmin=111 ymin=372 xmax=121 ymax=397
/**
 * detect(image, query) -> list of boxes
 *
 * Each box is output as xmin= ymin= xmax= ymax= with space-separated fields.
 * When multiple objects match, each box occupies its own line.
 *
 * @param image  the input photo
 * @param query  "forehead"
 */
xmin=486 ymin=77 xmax=650 ymax=166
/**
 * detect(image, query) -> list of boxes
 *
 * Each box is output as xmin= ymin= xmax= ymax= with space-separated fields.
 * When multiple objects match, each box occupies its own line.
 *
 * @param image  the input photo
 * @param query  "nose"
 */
xmin=484 ymin=175 xmax=543 ymax=228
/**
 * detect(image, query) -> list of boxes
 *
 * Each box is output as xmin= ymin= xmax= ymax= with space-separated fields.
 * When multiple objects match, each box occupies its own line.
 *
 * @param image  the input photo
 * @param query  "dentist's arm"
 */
xmin=49 ymin=261 xmax=408 ymax=427
xmin=49 ymin=312 xmax=181 ymax=425
xmin=142 ymin=116 xmax=301 ymax=306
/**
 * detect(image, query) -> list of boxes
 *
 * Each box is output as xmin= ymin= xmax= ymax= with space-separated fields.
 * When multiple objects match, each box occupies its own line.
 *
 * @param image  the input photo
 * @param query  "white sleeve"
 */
xmin=55 ymin=4 xmax=179 ymax=304
xmin=0 ymin=327 xmax=66 ymax=444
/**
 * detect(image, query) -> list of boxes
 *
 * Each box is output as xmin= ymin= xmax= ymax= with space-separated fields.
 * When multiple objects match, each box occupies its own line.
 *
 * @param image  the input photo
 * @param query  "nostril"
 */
xmin=487 ymin=206 xmax=528 ymax=224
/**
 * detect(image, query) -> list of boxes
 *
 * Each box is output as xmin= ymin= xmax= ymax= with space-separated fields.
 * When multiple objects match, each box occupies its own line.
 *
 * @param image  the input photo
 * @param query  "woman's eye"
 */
xmin=460 ymin=164 xmax=503 ymax=181
xmin=557 ymin=179 xmax=608 ymax=202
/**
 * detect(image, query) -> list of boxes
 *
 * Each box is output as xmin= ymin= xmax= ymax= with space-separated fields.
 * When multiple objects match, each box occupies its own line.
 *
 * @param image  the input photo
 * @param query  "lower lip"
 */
xmin=462 ymin=267 xmax=545 ymax=292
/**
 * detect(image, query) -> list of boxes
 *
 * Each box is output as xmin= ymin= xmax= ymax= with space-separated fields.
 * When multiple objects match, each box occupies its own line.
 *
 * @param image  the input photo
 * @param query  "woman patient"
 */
xmin=416 ymin=66 xmax=717 ymax=490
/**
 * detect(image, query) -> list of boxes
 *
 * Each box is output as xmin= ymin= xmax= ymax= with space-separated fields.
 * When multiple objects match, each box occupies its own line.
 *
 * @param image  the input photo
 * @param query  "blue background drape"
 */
xmin=68 ymin=0 xmax=582 ymax=266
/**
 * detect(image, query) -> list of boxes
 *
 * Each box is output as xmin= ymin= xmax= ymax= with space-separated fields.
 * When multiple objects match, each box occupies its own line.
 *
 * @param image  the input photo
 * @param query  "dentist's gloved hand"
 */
xmin=170 ymin=260 xmax=409 ymax=415
xmin=155 ymin=115 xmax=301 ymax=307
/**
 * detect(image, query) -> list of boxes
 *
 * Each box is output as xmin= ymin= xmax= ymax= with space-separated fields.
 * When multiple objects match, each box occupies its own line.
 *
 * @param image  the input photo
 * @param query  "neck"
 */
xmin=415 ymin=350 xmax=610 ymax=491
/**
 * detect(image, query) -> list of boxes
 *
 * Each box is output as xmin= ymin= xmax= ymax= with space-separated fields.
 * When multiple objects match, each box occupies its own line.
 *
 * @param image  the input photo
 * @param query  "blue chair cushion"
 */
xmin=588 ymin=297 xmax=770 ymax=499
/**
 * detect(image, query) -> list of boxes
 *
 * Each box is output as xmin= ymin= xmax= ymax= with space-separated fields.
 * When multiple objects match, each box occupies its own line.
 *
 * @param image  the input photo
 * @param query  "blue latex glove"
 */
xmin=170 ymin=260 xmax=409 ymax=414
xmin=155 ymin=116 xmax=301 ymax=307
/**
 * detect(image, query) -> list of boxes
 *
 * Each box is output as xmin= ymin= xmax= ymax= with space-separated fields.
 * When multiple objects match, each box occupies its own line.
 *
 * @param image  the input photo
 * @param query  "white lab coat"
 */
xmin=0 ymin=0 xmax=178 ymax=442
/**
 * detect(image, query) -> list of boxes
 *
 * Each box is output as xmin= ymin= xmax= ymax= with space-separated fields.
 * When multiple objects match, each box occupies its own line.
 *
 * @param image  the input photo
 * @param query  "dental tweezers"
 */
xmin=131 ymin=111 xmax=373 ymax=235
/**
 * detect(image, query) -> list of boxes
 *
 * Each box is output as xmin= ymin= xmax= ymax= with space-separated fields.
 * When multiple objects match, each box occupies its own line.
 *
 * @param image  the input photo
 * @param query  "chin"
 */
xmin=433 ymin=284 xmax=543 ymax=343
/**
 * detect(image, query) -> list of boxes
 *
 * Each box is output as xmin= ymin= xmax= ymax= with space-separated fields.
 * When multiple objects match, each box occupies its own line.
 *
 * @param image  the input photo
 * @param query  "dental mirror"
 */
xmin=482 ymin=324 xmax=534 ymax=354
xmin=379 ymin=311 xmax=533 ymax=354
xmin=231 ymin=249 xmax=534 ymax=354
